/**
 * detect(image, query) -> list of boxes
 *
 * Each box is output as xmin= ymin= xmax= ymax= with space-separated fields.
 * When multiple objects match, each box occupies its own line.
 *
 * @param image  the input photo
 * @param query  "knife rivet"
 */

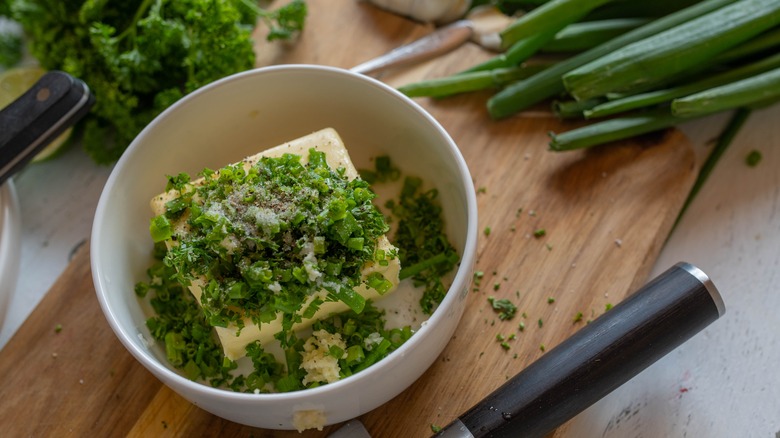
xmin=36 ymin=88 xmax=50 ymax=102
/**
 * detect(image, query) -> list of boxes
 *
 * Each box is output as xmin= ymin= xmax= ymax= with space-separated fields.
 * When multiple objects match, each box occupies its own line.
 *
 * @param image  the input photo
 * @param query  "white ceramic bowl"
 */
xmin=0 ymin=180 xmax=21 ymax=330
xmin=91 ymin=65 xmax=477 ymax=430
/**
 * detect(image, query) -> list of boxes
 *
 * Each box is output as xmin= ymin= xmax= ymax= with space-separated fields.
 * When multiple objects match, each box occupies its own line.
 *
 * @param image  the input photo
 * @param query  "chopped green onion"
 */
xmin=149 ymin=215 xmax=173 ymax=242
xmin=398 ymin=252 xmax=456 ymax=280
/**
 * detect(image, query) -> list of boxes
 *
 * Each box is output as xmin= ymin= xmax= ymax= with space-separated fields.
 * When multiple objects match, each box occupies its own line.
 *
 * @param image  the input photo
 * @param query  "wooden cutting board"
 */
xmin=0 ymin=2 xmax=697 ymax=437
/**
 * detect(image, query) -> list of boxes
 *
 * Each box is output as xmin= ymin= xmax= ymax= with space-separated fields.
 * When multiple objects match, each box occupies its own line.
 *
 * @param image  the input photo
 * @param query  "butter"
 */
xmin=150 ymin=128 xmax=400 ymax=360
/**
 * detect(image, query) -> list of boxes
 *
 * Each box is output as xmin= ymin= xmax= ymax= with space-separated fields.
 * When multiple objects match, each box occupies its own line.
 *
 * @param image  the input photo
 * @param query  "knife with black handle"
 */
xmin=434 ymin=262 xmax=724 ymax=438
xmin=0 ymin=70 xmax=94 ymax=186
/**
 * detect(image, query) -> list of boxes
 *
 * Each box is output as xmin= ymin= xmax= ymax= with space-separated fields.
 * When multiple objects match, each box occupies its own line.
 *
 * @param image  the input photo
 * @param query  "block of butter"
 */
xmin=150 ymin=128 xmax=400 ymax=360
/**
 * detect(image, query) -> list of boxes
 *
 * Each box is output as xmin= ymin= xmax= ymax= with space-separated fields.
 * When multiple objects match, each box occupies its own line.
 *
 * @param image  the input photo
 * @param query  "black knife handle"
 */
xmin=436 ymin=262 xmax=725 ymax=438
xmin=0 ymin=70 xmax=94 ymax=185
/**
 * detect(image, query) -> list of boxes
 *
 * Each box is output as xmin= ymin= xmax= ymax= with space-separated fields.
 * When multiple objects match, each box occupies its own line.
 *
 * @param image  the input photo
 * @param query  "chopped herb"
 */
xmin=605 ymin=303 xmax=614 ymax=311
xmin=547 ymin=297 xmax=555 ymax=304
xmin=386 ymin=174 xmax=459 ymax=313
xmin=746 ymin=149 xmax=762 ymax=167
xmin=540 ymin=344 xmax=546 ymax=352
xmin=493 ymin=283 xmax=501 ymax=291
xmin=359 ymin=155 xmax=400 ymax=184
xmin=54 ymin=324 xmax=63 ymax=333
xmin=533 ymin=229 xmax=546 ymax=238
xmin=496 ymin=333 xmax=506 ymax=342
xmin=477 ymin=186 xmax=487 ymax=194
xmin=500 ymin=342 xmax=511 ymax=350
xmin=431 ymin=424 xmax=443 ymax=433
xmin=573 ymin=312 xmax=584 ymax=323
xmin=488 ymin=296 xmax=517 ymax=320
xmin=518 ymin=322 xmax=526 ymax=332
xmin=473 ymin=270 xmax=484 ymax=286
xmin=538 ymin=318 xmax=544 ymax=328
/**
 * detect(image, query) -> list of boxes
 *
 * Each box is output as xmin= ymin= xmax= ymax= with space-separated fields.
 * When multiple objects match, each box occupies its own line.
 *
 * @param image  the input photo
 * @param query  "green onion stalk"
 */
xmin=487 ymin=0 xmax=740 ymax=119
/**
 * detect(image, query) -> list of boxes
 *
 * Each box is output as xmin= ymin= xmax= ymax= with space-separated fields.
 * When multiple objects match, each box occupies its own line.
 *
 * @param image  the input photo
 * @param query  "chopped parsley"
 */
xmin=488 ymin=296 xmax=517 ymax=320
xmin=386 ymin=174 xmax=459 ymax=314
xmin=746 ymin=149 xmax=762 ymax=167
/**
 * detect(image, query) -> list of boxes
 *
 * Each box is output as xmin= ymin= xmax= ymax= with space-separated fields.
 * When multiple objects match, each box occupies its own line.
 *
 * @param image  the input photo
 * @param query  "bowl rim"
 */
xmin=0 ymin=179 xmax=21 ymax=330
xmin=91 ymin=64 xmax=479 ymax=402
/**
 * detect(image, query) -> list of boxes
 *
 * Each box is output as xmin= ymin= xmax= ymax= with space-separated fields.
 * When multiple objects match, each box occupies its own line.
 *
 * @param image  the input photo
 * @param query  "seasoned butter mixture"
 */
xmin=135 ymin=128 xmax=458 ymax=398
xmin=148 ymin=128 xmax=400 ymax=359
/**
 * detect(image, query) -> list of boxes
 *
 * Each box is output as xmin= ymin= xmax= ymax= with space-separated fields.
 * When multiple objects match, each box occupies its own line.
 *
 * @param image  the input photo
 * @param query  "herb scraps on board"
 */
xmin=2 ymin=0 xmax=307 ymax=164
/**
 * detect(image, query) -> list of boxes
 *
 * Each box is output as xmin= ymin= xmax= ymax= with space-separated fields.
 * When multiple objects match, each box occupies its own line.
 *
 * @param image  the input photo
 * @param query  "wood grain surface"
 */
xmin=0 ymin=1 xmax=698 ymax=437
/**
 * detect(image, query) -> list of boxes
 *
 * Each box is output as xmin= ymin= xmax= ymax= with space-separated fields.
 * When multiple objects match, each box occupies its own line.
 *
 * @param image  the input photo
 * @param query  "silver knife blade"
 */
xmin=328 ymin=419 xmax=372 ymax=438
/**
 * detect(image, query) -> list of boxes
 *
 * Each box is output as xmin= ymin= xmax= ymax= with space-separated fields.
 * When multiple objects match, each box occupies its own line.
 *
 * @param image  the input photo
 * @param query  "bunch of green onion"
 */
xmin=398 ymin=0 xmax=780 ymax=151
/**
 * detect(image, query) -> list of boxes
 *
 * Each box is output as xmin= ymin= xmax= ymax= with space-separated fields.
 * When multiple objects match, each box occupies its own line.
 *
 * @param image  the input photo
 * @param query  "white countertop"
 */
xmin=0 ymin=104 xmax=777 ymax=436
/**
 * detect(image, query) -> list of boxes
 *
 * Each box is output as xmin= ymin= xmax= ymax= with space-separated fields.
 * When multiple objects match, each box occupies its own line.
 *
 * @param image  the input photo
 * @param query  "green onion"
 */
xmin=398 ymin=65 xmax=548 ymax=98
xmin=585 ymin=52 xmax=780 ymax=118
xmin=541 ymin=18 xmax=649 ymax=53
xmin=583 ymin=0 xmax=702 ymax=21
xmin=499 ymin=0 xmax=613 ymax=50
xmin=562 ymin=0 xmax=780 ymax=101
xmin=149 ymin=215 xmax=173 ymax=242
xmin=366 ymin=272 xmax=393 ymax=295
xmin=462 ymin=31 xmax=557 ymax=74
xmin=548 ymin=109 xmax=684 ymax=151
xmin=398 ymin=252 xmax=455 ymax=280
xmin=488 ymin=0 xmax=738 ymax=119
xmin=353 ymin=338 xmax=392 ymax=372
xmin=329 ymin=285 xmax=366 ymax=314
xmin=715 ymin=27 xmax=780 ymax=64
xmin=672 ymin=66 xmax=780 ymax=117
xmin=552 ymin=98 xmax=604 ymax=119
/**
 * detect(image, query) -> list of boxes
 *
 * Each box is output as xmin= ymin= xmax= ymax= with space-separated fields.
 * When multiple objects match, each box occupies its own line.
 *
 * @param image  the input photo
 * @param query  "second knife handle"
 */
xmin=437 ymin=262 xmax=724 ymax=438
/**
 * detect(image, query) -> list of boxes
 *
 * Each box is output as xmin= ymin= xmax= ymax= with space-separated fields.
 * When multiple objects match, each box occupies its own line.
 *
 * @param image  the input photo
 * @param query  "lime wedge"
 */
xmin=0 ymin=67 xmax=74 ymax=162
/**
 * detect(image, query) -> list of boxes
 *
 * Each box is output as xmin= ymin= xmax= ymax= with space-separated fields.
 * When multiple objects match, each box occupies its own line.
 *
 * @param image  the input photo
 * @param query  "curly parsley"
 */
xmin=10 ymin=0 xmax=306 ymax=163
